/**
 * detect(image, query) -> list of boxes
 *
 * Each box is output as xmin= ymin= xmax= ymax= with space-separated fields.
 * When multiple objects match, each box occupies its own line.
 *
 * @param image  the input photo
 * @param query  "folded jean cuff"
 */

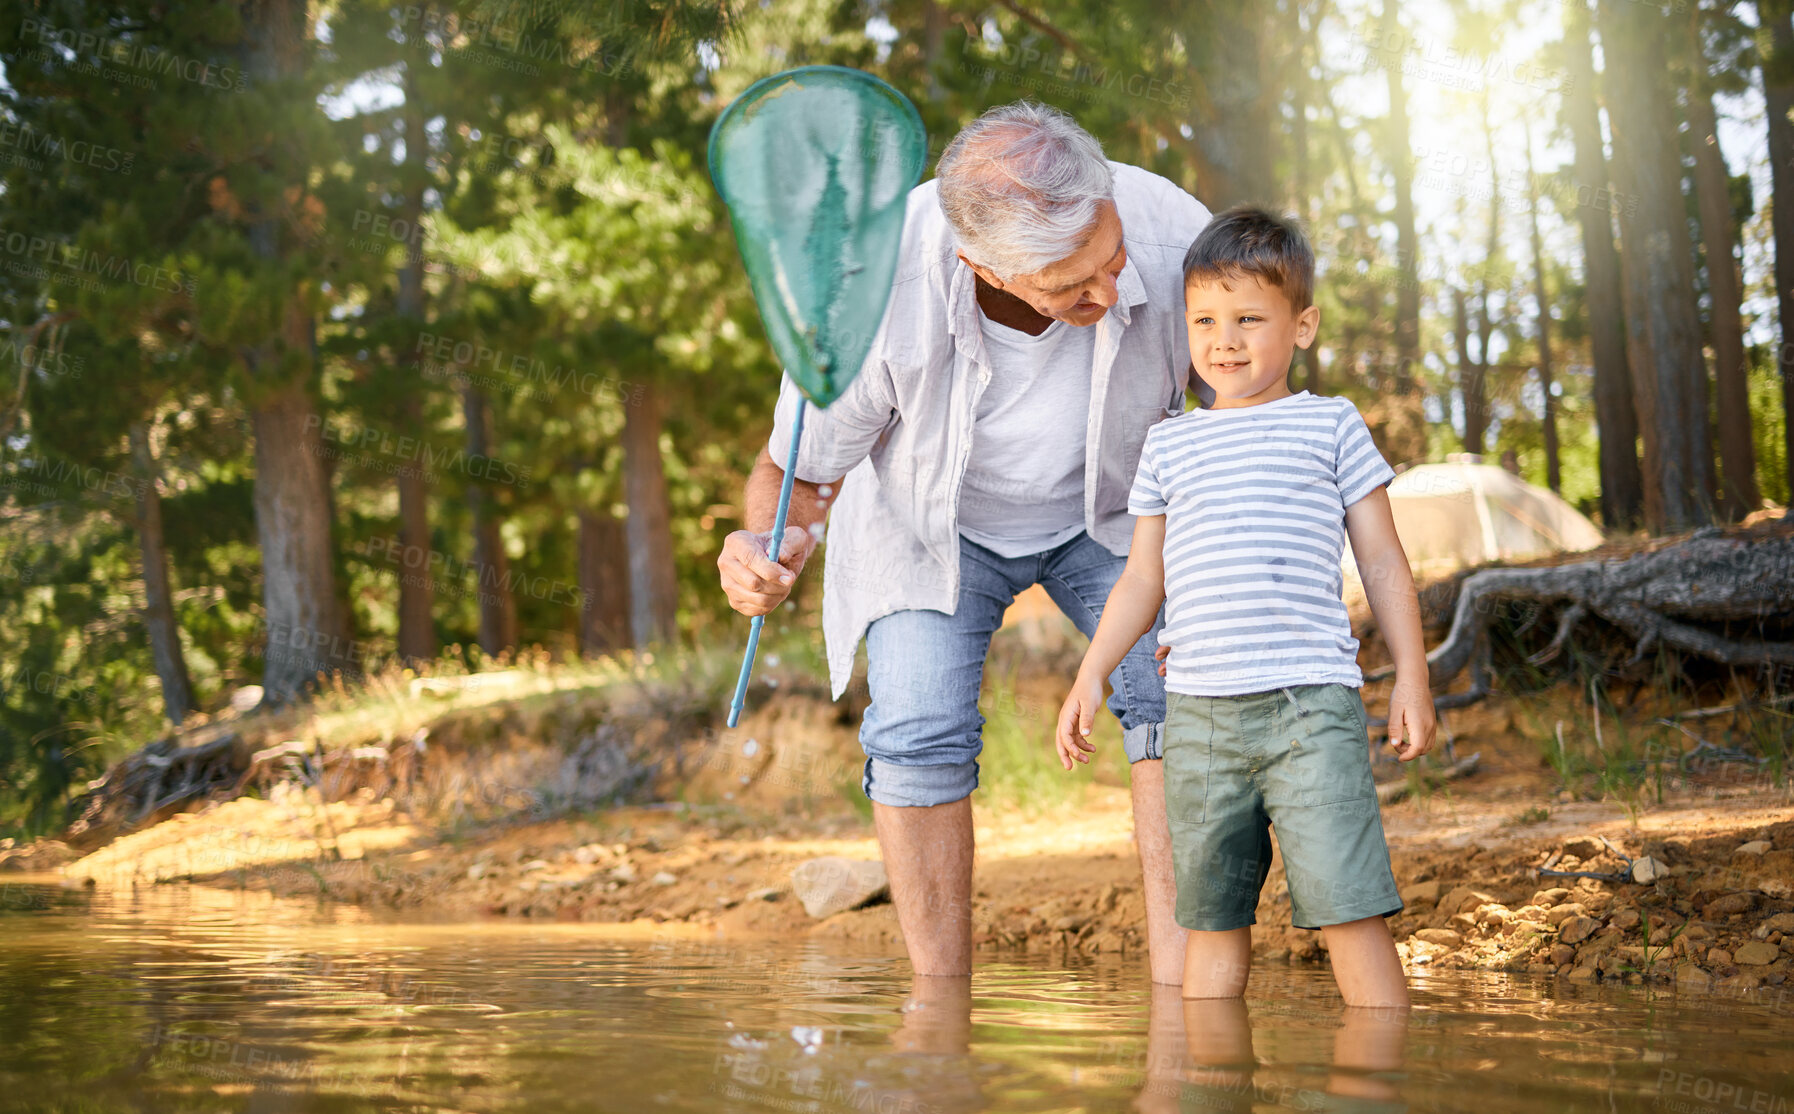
xmin=1123 ymin=720 xmax=1164 ymax=763
xmin=861 ymin=756 xmax=979 ymax=807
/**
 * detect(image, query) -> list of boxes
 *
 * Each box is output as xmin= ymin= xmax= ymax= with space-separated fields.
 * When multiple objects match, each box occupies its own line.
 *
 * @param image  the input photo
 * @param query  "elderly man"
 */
xmin=717 ymin=102 xmax=1211 ymax=984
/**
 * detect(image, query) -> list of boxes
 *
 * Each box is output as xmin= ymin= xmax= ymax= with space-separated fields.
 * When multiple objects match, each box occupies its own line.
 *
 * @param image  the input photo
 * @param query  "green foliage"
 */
xmin=0 ymin=0 xmax=1788 ymax=838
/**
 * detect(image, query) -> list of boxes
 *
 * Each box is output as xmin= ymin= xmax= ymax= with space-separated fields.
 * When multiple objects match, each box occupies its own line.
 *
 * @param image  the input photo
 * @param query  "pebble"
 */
xmin=1567 ymin=966 xmax=1598 ymax=982
xmin=1675 ymin=964 xmax=1713 ymax=989
xmin=1733 ymin=941 xmax=1780 ymax=966
xmin=791 ymin=857 xmax=890 ymax=919
xmin=1703 ymin=892 xmax=1757 ymax=918
xmin=1764 ymin=913 xmax=1794 ymax=934
xmin=1413 ymin=928 xmax=1462 ymax=948
xmin=1441 ymin=887 xmax=1496 ymax=915
xmin=1631 ymin=856 xmax=1669 ymax=884
xmin=1559 ymin=915 xmax=1601 ymax=944
xmin=651 ymin=871 xmax=678 ymax=887
xmin=1609 ymin=908 xmax=1641 ymax=931
xmin=1400 ymin=880 xmax=1443 ymax=905
xmin=1530 ymin=888 xmax=1571 ymax=907
xmin=1735 ymin=840 xmax=1772 ymax=856
xmin=1545 ymin=903 xmax=1588 ymax=927
xmin=1549 ymin=944 xmax=1576 ymax=966
xmin=1707 ymin=947 xmax=1733 ymax=966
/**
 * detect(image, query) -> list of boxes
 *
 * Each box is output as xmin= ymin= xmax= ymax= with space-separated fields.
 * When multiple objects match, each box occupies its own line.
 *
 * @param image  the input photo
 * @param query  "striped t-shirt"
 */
xmin=1127 ymin=391 xmax=1396 ymax=696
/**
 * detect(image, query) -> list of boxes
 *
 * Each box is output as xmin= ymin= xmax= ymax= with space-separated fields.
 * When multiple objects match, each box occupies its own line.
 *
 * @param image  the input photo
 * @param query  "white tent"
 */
xmin=1344 ymin=454 xmax=1605 ymax=589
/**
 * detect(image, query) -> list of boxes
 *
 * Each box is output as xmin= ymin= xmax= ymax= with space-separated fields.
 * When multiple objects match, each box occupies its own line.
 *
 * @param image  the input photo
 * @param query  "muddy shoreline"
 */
xmin=18 ymin=730 xmax=1790 ymax=1002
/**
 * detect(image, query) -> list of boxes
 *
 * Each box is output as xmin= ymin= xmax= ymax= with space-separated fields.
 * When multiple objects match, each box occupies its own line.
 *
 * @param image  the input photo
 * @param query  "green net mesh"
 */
xmin=708 ymin=66 xmax=927 ymax=408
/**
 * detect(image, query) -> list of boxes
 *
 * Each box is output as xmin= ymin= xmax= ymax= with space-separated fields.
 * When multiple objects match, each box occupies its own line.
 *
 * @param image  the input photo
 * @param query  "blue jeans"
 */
xmin=860 ymin=533 xmax=1167 ymax=807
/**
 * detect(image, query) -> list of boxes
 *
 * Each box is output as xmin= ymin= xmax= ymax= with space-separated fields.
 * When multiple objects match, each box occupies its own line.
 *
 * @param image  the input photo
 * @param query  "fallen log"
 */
xmin=1368 ymin=520 xmax=1794 ymax=707
xmin=63 ymin=727 xmax=248 ymax=850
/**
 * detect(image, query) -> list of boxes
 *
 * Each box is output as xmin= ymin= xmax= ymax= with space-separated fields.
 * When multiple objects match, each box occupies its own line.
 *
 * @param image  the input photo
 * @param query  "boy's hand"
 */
xmin=1056 ymin=675 xmax=1105 ymax=770
xmin=1386 ymin=675 xmax=1436 ymax=762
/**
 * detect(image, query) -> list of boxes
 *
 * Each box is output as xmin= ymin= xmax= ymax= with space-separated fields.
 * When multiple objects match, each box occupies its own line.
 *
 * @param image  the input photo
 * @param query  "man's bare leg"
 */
xmin=873 ymin=797 xmax=975 ymax=976
xmin=891 ymin=975 xmax=973 ymax=1054
xmin=1130 ymin=758 xmax=1188 ymax=986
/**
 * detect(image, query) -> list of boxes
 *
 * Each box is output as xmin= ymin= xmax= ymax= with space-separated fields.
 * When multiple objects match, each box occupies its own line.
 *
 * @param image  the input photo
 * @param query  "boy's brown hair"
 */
xmin=1181 ymin=205 xmax=1314 ymax=311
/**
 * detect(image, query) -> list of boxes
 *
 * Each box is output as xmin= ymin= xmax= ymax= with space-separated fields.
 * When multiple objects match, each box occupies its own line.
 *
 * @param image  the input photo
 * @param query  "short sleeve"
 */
xmin=1334 ymin=402 xmax=1396 ymax=509
xmin=766 ymin=362 xmax=897 ymax=483
xmin=1128 ymin=428 xmax=1168 ymax=515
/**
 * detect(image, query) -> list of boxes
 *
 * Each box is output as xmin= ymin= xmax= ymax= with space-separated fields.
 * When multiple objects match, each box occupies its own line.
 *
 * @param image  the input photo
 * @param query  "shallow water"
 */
xmin=1 ymin=882 xmax=1791 ymax=1113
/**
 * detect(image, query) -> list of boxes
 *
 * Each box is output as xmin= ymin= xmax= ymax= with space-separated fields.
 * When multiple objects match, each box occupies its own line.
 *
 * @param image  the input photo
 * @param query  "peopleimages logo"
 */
xmin=0 ymin=232 xmax=198 ymax=296
xmin=18 ymin=19 xmax=250 ymax=92
xmin=0 ymin=122 xmax=134 ymax=173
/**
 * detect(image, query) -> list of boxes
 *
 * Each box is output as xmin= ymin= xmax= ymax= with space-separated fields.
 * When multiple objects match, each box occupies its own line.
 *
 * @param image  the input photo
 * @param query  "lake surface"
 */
xmin=1 ymin=881 xmax=1791 ymax=1113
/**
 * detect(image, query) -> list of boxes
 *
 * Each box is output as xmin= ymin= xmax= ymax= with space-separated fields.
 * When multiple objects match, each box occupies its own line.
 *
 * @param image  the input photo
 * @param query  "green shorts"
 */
xmin=1163 ymin=683 xmax=1402 ymax=932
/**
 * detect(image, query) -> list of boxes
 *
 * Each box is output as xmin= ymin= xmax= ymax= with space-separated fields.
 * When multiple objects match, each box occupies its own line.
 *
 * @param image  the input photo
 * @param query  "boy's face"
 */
xmin=1184 ymin=274 xmax=1320 ymax=408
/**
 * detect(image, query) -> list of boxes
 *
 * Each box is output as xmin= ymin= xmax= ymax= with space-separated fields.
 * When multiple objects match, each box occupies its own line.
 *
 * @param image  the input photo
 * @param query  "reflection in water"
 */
xmin=0 ymin=883 xmax=1790 ymax=1113
xmin=1132 ymin=989 xmax=1407 ymax=1113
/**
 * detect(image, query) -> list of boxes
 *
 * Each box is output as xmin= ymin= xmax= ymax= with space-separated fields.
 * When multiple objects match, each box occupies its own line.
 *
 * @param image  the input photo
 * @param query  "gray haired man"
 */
xmin=717 ymin=102 xmax=1212 ymax=984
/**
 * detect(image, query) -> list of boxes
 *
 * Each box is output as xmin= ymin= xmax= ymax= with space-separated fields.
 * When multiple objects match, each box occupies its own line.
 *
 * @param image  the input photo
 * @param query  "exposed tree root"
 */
xmin=1369 ymin=520 xmax=1794 ymax=706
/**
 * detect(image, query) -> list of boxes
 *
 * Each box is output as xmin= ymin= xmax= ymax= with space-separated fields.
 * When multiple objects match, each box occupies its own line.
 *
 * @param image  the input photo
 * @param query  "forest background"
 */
xmin=1 ymin=0 xmax=1788 ymax=837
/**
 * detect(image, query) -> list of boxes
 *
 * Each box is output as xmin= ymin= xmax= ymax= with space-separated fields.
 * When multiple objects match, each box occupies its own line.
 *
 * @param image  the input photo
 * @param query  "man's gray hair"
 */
xmin=936 ymin=102 xmax=1114 ymax=280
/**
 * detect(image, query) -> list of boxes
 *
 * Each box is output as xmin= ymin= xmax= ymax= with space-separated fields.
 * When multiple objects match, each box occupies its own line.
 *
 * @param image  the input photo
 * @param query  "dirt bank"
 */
xmin=31 ymin=666 xmax=1794 ymax=997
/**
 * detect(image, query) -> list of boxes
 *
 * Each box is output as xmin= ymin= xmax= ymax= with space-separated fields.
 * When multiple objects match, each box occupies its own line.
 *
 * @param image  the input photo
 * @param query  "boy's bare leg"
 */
xmin=1181 ymin=995 xmax=1255 ymax=1093
xmin=1318 ymin=916 xmax=1409 ymax=1009
xmin=1182 ymin=927 xmax=1252 ymax=999
xmin=1130 ymin=759 xmax=1189 ymax=986
xmin=874 ymin=798 xmax=974 ymax=977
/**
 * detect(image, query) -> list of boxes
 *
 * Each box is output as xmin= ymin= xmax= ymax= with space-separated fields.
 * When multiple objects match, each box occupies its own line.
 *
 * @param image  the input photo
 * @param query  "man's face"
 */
xmin=961 ymin=202 xmax=1127 ymax=327
xmin=1185 ymin=273 xmax=1319 ymax=408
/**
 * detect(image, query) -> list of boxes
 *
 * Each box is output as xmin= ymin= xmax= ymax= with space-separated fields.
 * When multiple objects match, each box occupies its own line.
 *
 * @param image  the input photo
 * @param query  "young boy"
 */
xmin=1056 ymin=206 xmax=1436 ymax=1007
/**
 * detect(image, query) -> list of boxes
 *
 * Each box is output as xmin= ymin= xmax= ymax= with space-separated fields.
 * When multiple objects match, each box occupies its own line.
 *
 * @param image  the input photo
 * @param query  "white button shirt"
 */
xmin=766 ymin=162 xmax=1212 ymax=698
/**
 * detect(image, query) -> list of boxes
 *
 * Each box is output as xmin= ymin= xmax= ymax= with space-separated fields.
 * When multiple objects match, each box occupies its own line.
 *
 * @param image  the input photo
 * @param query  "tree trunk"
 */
xmin=621 ymin=382 xmax=678 ymax=647
xmin=1373 ymin=0 xmax=1428 ymax=464
xmin=1687 ymin=6 xmax=1760 ymax=518
xmin=1599 ymin=0 xmax=1714 ymax=532
xmin=920 ymin=0 xmax=947 ymax=102
xmin=395 ymin=52 xmax=434 ymax=665
xmin=241 ymin=0 xmax=353 ymax=703
xmin=1182 ymin=1 xmax=1277 ymax=208
xmin=1566 ymin=0 xmax=1643 ymax=529
xmin=1455 ymin=287 xmax=1488 ymax=453
xmin=1763 ymin=0 xmax=1794 ymax=501
xmin=253 ymin=379 xmax=356 ymax=699
xmin=1526 ymin=126 xmax=1562 ymax=493
xmin=578 ymin=507 xmax=632 ymax=655
xmin=1291 ymin=28 xmax=1323 ymax=394
xmin=463 ymin=384 xmax=516 ymax=657
xmin=128 ymin=422 xmax=196 ymax=725
xmin=1475 ymin=92 xmax=1500 ymax=449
